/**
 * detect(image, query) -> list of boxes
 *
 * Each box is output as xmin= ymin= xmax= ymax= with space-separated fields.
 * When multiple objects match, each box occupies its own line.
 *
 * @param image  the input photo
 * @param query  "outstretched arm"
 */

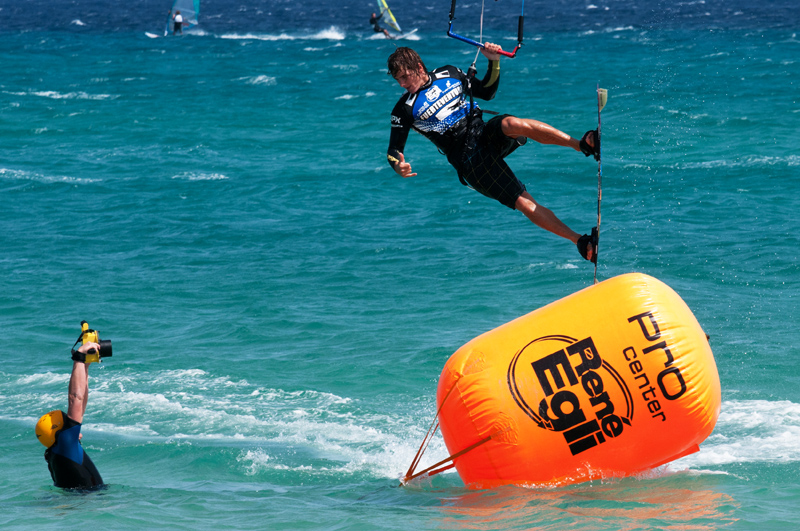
xmin=389 ymin=152 xmax=417 ymax=178
xmin=67 ymin=342 xmax=98 ymax=423
xmin=387 ymin=104 xmax=416 ymax=177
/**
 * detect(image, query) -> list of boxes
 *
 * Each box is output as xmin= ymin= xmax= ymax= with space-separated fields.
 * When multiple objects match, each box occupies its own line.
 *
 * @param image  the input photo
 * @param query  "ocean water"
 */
xmin=1 ymin=0 xmax=799 ymax=529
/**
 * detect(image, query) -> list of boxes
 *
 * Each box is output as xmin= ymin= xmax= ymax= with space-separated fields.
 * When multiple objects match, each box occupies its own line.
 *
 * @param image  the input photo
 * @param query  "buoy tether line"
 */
xmin=401 ymin=380 xmax=501 ymax=485
xmin=594 ymin=85 xmax=608 ymax=285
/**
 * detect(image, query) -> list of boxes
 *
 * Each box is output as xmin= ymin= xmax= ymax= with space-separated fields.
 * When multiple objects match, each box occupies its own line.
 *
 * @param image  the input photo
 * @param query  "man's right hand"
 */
xmin=72 ymin=342 xmax=101 ymax=364
xmin=394 ymin=152 xmax=417 ymax=178
xmin=78 ymin=342 xmax=101 ymax=355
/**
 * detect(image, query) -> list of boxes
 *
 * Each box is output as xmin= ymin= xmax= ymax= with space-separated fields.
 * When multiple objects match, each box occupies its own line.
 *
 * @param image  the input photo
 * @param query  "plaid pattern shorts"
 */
xmin=452 ymin=114 xmax=526 ymax=210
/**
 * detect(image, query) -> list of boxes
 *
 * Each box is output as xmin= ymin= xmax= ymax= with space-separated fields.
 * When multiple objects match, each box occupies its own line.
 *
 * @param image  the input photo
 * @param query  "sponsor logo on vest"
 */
xmin=418 ymin=82 xmax=461 ymax=121
xmin=425 ymin=85 xmax=442 ymax=102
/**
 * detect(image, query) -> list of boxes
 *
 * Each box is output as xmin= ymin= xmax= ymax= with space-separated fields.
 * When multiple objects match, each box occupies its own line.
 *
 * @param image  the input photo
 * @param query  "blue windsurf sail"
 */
xmin=165 ymin=0 xmax=200 ymax=35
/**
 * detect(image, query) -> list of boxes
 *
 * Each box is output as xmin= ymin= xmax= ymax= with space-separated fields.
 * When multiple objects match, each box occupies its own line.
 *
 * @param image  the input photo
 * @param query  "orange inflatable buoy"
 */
xmin=433 ymin=273 xmax=720 ymax=489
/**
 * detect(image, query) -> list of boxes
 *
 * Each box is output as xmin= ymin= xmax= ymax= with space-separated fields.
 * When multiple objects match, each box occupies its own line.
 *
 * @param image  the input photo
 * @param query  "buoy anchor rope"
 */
xmin=401 ymin=380 xmax=501 ymax=485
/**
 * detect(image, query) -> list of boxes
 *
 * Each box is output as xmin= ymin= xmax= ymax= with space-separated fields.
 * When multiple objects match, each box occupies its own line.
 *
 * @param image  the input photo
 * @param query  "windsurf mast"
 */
xmin=447 ymin=0 xmax=524 ymax=58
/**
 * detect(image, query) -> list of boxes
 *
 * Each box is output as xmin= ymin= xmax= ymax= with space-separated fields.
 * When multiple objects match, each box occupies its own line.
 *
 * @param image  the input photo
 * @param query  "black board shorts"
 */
xmin=452 ymin=114 xmax=526 ymax=210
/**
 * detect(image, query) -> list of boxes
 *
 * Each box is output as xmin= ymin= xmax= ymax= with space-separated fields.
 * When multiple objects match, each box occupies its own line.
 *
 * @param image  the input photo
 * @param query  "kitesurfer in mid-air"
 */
xmin=370 ymin=11 xmax=392 ymax=39
xmin=386 ymin=45 xmax=599 ymax=262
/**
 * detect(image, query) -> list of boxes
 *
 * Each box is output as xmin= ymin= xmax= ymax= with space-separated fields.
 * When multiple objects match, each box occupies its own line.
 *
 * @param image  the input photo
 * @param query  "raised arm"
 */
xmin=67 ymin=342 xmax=98 ymax=423
xmin=468 ymin=42 xmax=503 ymax=101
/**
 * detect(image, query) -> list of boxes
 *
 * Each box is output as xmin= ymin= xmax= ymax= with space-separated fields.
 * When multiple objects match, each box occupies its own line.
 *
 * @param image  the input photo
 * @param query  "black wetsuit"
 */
xmin=44 ymin=413 xmax=104 ymax=490
xmin=370 ymin=12 xmax=384 ymax=33
xmin=387 ymin=61 xmax=527 ymax=209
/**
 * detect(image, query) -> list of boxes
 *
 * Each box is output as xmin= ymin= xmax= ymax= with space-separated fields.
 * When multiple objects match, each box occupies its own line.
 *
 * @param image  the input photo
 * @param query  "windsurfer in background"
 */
xmin=173 ymin=10 xmax=184 ymax=35
xmin=385 ymin=45 xmax=599 ymax=262
xmin=370 ymin=11 xmax=392 ymax=39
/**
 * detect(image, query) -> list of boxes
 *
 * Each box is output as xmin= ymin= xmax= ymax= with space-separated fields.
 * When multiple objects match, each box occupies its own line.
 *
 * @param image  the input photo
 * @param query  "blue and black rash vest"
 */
xmin=44 ymin=413 xmax=104 ymax=490
xmin=387 ymin=60 xmax=500 ymax=169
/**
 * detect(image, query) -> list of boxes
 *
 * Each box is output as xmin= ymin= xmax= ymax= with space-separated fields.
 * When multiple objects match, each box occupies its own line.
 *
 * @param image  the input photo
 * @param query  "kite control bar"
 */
xmin=447 ymin=0 xmax=524 ymax=58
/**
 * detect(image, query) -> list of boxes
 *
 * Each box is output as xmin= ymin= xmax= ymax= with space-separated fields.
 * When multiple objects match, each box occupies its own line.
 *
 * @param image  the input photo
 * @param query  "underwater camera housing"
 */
xmin=71 ymin=320 xmax=112 ymax=363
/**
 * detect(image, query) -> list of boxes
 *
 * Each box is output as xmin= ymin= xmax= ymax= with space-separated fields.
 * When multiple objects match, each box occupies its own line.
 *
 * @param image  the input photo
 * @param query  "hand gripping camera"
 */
xmin=70 ymin=321 xmax=112 ymax=364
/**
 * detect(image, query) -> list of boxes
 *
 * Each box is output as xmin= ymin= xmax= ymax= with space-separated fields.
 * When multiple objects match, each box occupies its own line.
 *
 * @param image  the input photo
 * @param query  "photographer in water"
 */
xmin=35 ymin=322 xmax=111 ymax=490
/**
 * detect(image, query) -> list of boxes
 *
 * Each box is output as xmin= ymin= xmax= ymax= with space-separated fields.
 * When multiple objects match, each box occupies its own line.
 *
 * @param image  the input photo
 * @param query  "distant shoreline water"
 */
xmin=2 ymin=2 xmax=800 ymax=529
xmin=2 ymin=0 xmax=800 ymax=34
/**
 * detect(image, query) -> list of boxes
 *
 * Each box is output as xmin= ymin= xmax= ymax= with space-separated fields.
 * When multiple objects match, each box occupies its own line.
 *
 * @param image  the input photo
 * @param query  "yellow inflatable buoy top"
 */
xmin=35 ymin=410 xmax=65 ymax=448
xmin=432 ymin=273 xmax=721 ymax=489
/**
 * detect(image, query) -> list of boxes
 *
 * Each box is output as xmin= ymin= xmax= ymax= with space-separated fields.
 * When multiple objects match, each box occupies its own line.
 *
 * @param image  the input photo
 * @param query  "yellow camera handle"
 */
xmin=71 ymin=321 xmax=101 ymax=364
xmin=83 ymin=352 xmax=101 ymax=365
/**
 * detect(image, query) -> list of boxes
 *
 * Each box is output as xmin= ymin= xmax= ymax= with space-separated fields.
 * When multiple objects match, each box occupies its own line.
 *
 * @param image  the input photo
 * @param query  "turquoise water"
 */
xmin=2 ymin=2 xmax=799 ymax=528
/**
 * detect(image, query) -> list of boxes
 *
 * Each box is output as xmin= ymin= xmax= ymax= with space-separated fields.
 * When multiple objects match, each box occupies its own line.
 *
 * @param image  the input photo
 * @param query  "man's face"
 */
xmin=393 ymin=64 xmax=427 ymax=94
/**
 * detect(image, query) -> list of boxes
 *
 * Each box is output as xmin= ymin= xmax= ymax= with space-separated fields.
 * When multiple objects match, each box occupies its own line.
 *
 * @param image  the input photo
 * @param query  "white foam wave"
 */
xmin=242 ymin=75 xmax=277 ymax=86
xmin=15 ymin=372 xmax=68 ymax=386
xmin=623 ymin=154 xmax=800 ymax=172
xmin=679 ymin=400 xmax=800 ymax=468
xmin=58 ymin=368 xmax=443 ymax=479
xmin=334 ymin=91 xmax=379 ymax=100
xmin=0 ymin=168 xmax=100 ymax=184
xmin=171 ymin=172 xmax=229 ymax=181
xmin=235 ymin=418 xmax=447 ymax=479
xmin=677 ymin=155 xmax=800 ymax=169
xmin=91 ymin=421 xmax=160 ymax=438
xmin=71 ymin=19 xmax=86 ymax=26
xmin=155 ymin=368 xmax=207 ymax=379
xmin=11 ymin=364 xmax=800 ymax=483
xmin=3 ymin=90 xmax=117 ymax=101
xmin=582 ymin=25 xmax=633 ymax=36
xmin=369 ymin=31 xmax=419 ymax=41
xmin=219 ymin=26 xmax=345 ymax=41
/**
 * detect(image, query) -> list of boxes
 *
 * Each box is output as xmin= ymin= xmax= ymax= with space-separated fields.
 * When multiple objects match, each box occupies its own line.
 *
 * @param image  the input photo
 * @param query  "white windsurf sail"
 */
xmin=377 ymin=0 xmax=401 ymax=33
xmin=165 ymin=0 xmax=200 ymax=35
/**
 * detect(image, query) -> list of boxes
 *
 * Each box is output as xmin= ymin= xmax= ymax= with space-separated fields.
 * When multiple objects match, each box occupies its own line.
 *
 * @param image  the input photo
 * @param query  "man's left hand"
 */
xmin=481 ymin=42 xmax=502 ymax=61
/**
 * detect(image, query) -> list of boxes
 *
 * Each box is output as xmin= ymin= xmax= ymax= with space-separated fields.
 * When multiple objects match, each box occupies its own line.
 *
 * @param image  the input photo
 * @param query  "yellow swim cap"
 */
xmin=35 ymin=410 xmax=65 ymax=448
